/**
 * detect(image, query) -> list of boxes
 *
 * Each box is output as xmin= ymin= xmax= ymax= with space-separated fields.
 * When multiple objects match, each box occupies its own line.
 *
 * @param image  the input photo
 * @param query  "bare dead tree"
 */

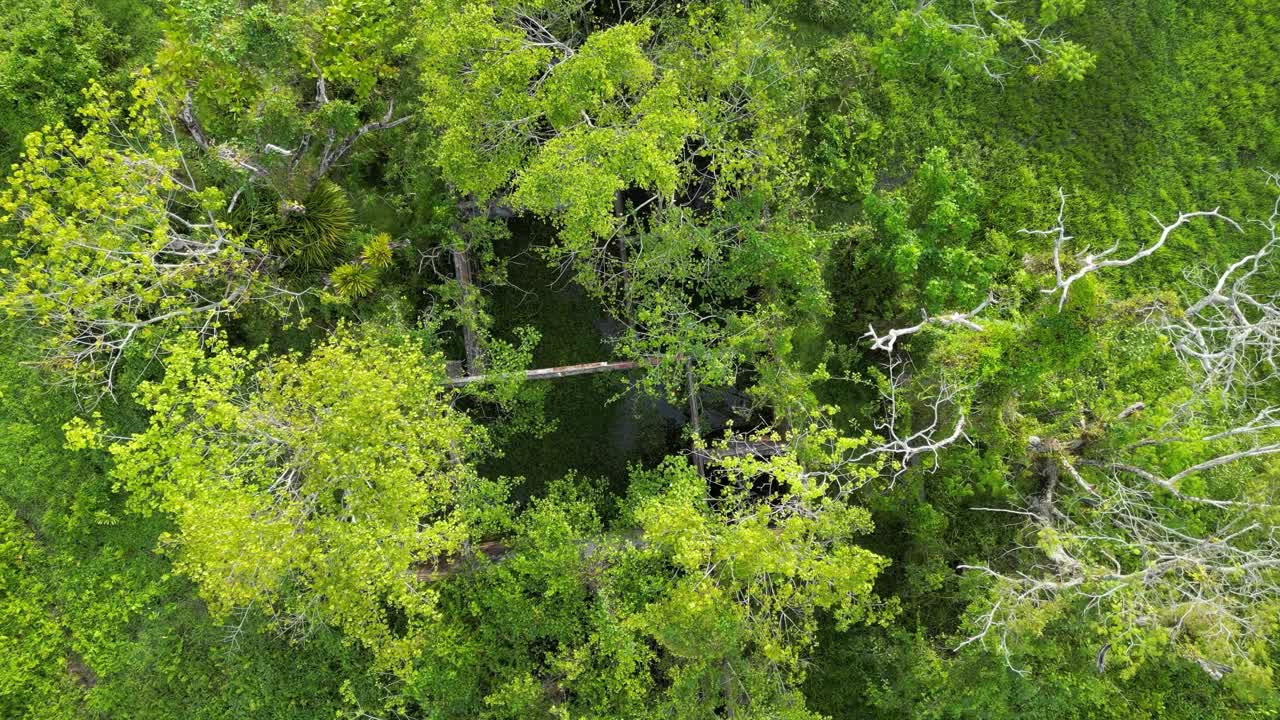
xmin=960 ymin=479 xmax=1280 ymax=679
xmin=864 ymin=292 xmax=996 ymax=353
xmin=177 ymin=70 xmax=410 ymax=194
xmin=860 ymin=355 xmax=970 ymax=481
xmin=0 ymin=98 xmax=310 ymax=399
xmin=1024 ymin=189 xmax=1243 ymax=310
xmin=959 ymin=378 xmax=1280 ymax=677
xmin=1160 ymin=175 xmax=1280 ymax=400
xmin=957 ymin=177 xmax=1280 ymax=678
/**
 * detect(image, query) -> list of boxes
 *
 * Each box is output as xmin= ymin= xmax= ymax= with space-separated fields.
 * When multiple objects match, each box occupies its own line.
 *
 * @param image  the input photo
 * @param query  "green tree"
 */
xmin=0 ymin=0 xmax=161 ymax=161
xmin=160 ymin=0 xmax=417 ymax=262
xmin=0 ymin=75 xmax=289 ymax=395
xmin=417 ymin=0 xmax=830 ymax=393
xmin=97 ymin=329 xmax=507 ymax=676
xmin=875 ymin=0 xmax=1096 ymax=87
xmin=412 ymin=452 xmax=895 ymax=718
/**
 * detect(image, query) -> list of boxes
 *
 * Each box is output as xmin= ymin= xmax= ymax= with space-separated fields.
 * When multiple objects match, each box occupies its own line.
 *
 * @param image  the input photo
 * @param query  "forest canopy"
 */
xmin=2 ymin=0 xmax=1279 ymax=718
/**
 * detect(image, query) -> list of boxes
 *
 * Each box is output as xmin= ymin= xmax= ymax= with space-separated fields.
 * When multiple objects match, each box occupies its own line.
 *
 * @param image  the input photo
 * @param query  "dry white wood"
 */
xmin=1025 ymin=188 xmax=1243 ymax=310
xmin=443 ymin=357 xmax=659 ymax=387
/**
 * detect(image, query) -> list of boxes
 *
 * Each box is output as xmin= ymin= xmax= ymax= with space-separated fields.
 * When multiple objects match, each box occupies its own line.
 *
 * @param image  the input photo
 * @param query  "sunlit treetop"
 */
xmin=0 ymin=74 xmax=286 ymax=397
xmin=94 ymin=328 xmax=506 ymax=674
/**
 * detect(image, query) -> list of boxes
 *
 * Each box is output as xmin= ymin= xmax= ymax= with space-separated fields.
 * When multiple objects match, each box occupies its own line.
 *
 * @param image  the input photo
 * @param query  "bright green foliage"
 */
xmin=157 ymin=0 xmax=418 ymax=214
xmin=418 ymin=0 xmax=828 ymax=391
xmin=327 ymin=229 xmax=397 ymax=302
xmin=411 ymin=455 xmax=893 ymax=717
xmin=361 ymin=231 xmax=395 ymax=268
xmin=854 ymin=147 xmax=993 ymax=323
xmin=0 ymin=506 xmax=80 ymax=719
xmin=1 ymin=0 xmax=1279 ymax=717
xmin=330 ymin=261 xmax=379 ymax=299
xmin=0 ymin=334 xmax=389 ymax=720
xmin=617 ymin=203 xmax=834 ymax=394
xmin=628 ymin=457 xmax=894 ymax=709
xmin=875 ymin=1 xmax=1096 ymax=87
xmin=105 ymin=329 xmax=500 ymax=674
xmin=312 ymin=0 xmax=412 ymax=98
xmin=0 ymin=0 xmax=160 ymax=161
xmin=0 ymin=1 xmax=108 ymax=154
xmin=0 ymin=76 xmax=271 ymax=392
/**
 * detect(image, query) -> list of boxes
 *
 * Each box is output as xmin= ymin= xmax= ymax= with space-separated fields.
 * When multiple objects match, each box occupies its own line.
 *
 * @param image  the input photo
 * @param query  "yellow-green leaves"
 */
xmin=330 ymin=262 xmax=378 ymax=299
xmin=876 ymin=3 xmax=1096 ymax=86
xmin=312 ymin=0 xmax=409 ymax=100
xmin=107 ymin=329 xmax=496 ymax=675
xmin=0 ymin=78 xmax=270 ymax=394
xmin=627 ymin=455 xmax=894 ymax=702
xmin=539 ymin=22 xmax=654 ymax=129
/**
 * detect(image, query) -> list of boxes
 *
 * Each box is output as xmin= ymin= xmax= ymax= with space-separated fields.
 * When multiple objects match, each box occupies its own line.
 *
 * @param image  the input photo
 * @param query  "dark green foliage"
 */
xmin=264 ymin=180 xmax=356 ymax=268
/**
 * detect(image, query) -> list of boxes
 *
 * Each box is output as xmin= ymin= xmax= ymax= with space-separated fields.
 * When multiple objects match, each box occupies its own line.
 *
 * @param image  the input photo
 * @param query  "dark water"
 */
xmin=478 ymin=224 xmax=688 ymax=499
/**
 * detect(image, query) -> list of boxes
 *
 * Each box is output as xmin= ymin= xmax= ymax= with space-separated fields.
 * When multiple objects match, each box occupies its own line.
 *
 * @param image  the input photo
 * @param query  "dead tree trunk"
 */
xmin=450 ymin=243 xmax=486 ymax=374
xmin=416 ymin=529 xmax=648 ymax=582
xmin=614 ymin=191 xmax=632 ymax=317
xmin=687 ymin=360 xmax=705 ymax=476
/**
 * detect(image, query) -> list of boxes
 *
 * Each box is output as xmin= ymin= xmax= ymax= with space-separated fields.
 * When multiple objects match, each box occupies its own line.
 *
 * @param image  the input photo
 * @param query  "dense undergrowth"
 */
xmin=2 ymin=0 xmax=1279 ymax=717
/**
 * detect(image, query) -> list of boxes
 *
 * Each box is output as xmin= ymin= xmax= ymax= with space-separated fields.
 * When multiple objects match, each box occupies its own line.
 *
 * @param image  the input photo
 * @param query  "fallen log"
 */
xmin=415 ymin=530 xmax=648 ymax=582
xmin=416 ymin=540 xmax=510 ymax=582
xmin=693 ymin=439 xmax=787 ymax=461
xmin=443 ymin=357 xmax=661 ymax=387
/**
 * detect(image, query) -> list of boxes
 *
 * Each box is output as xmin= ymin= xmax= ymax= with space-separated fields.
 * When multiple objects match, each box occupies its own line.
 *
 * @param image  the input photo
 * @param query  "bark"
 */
xmin=451 ymin=243 xmax=486 ymax=374
xmin=614 ymin=191 xmax=632 ymax=316
xmin=177 ymin=92 xmax=212 ymax=152
xmin=687 ymin=360 xmax=705 ymax=476
xmin=416 ymin=540 xmax=510 ymax=582
xmin=416 ymin=530 xmax=648 ymax=582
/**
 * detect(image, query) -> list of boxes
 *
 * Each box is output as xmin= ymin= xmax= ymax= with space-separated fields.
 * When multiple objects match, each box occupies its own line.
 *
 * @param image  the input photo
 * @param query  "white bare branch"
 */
xmin=1026 ymin=188 xmax=1243 ymax=310
xmin=864 ymin=292 xmax=995 ymax=353
xmin=1161 ymin=175 xmax=1280 ymax=397
xmin=0 ymin=99 xmax=309 ymax=400
xmin=961 ymin=383 xmax=1280 ymax=678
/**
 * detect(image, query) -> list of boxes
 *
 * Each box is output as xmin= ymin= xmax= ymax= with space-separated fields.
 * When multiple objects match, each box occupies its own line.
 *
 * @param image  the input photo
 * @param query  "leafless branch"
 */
xmin=865 ymin=292 xmax=995 ymax=353
xmin=1026 ymin=189 xmax=1243 ymax=310
xmin=1161 ymin=175 xmax=1280 ymax=398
